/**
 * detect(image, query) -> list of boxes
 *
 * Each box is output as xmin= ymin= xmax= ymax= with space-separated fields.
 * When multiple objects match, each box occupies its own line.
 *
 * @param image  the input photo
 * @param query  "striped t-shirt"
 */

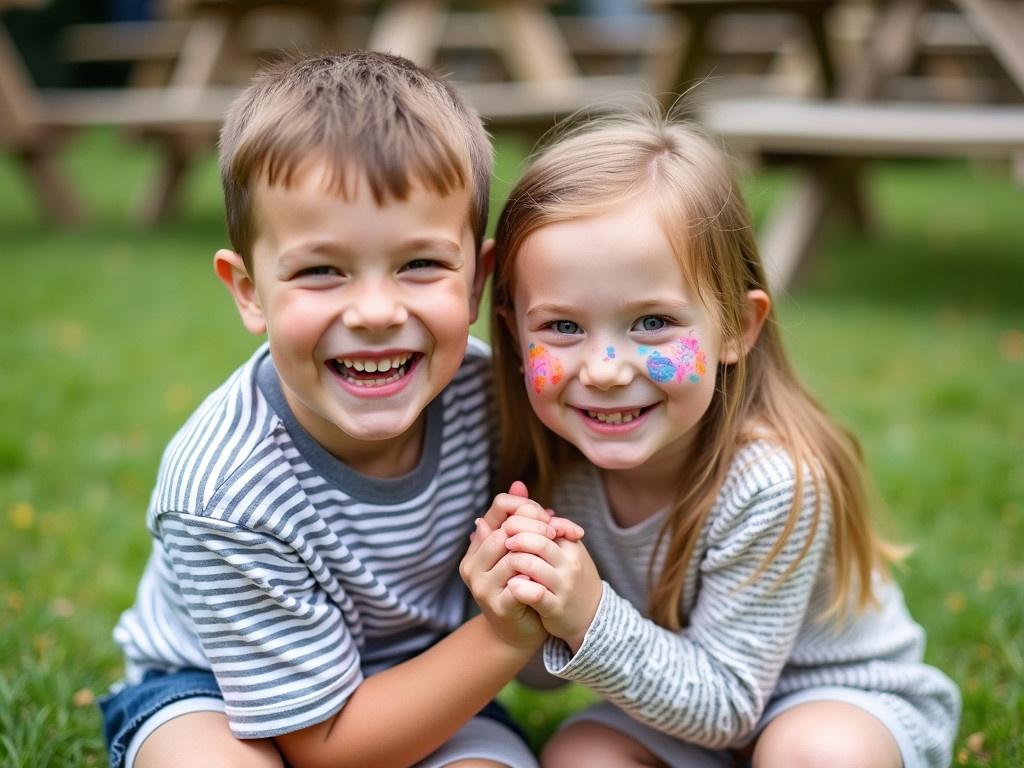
xmin=542 ymin=442 xmax=960 ymax=768
xmin=113 ymin=338 xmax=492 ymax=738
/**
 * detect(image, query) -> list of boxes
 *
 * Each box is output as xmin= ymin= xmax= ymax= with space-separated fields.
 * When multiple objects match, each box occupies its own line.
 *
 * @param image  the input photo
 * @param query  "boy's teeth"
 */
xmin=339 ymin=353 xmax=412 ymax=371
xmin=586 ymin=409 xmax=642 ymax=424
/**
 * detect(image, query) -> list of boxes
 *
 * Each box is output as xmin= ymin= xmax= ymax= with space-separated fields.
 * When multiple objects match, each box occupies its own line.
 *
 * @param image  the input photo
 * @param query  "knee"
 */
xmin=541 ymin=722 xmax=659 ymax=768
xmin=752 ymin=703 xmax=901 ymax=768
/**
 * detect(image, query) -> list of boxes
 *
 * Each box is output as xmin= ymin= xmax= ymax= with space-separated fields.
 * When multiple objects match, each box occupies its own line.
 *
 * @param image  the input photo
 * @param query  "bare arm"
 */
xmin=275 ymin=614 xmax=538 ymax=768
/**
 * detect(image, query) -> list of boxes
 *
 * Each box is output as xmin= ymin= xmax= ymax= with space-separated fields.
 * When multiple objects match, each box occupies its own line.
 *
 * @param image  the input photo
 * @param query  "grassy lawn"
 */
xmin=1 ymin=129 xmax=1021 ymax=766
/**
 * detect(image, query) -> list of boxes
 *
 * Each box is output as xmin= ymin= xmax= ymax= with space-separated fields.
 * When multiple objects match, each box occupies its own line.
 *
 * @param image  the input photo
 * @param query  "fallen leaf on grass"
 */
xmin=50 ymin=597 xmax=75 ymax=618
xmin=73 ymin=688 xmax=95 ymax=707
xmin=9 ymin=501 xmax=35 ymax=530
xmin=998 ymin=329 xmax=1024 ymax=363
xmin=945 ymin=591 xmax=966 ymax=614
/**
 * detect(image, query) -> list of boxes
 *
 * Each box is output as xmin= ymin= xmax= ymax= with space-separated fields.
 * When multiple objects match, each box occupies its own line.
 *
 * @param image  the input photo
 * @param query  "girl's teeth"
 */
xmin=587 ymin=409 xmax=642 ymax=424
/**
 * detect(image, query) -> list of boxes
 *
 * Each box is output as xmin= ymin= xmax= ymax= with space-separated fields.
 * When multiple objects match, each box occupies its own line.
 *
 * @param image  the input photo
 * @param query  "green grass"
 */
xmin=1 ymin=130 xmax=1022 ymax=766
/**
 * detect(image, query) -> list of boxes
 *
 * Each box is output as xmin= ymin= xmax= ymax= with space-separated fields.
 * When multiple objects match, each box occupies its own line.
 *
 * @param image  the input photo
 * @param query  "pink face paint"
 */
xmin=637 ymin=332 xmax=707 ymax=384
xmin=527 ymin=343 xmax=563 ymax=393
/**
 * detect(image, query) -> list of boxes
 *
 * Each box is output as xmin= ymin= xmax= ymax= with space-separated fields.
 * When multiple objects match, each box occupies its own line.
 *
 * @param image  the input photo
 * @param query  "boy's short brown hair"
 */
xmin=219 ymin=51 xmax=493 ymax=269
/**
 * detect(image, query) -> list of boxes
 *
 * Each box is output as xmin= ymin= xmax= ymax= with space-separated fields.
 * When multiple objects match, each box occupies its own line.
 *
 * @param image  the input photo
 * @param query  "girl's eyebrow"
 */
xmin=527 ymin=298 xmax=691 ymax=318
xmin=526 ymin=302 xmax=580 ymax=318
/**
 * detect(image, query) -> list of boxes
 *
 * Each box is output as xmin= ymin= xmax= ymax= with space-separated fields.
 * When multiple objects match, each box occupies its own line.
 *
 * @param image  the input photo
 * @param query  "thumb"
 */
xmin=509 ymin=480 xmax=529 ymax=498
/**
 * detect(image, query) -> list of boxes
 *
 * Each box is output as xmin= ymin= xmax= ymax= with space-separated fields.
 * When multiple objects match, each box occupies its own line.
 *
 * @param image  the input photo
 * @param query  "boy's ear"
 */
xmin=720 ymin=289 xmax=771 ymax=364
xmin=469 ymin=238 xmax=496 ymax=323
xmin=214 ymin=249 xmax=266 ymax=335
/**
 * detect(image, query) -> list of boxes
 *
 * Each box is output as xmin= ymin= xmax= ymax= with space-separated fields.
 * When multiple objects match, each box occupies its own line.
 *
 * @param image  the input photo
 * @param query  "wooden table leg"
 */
xmin=20 ymin=147 xmax=85 ymax=226
xmin=758 ymin=167 xmax=833 ymax=292
xmin=489 ymin=0 xmax=579 ymax=87
xmin=954 ymin=0 xmax=1024 ymax=92
xmin=367 ymin=0 xmax=447 ymax=66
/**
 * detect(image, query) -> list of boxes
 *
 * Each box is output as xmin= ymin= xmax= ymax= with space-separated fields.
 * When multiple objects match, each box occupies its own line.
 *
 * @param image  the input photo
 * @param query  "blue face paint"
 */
xmin=604 ymin=346 xmax=616 ymax=361
xmin=646 ymin=352 xmax=676 ymax=382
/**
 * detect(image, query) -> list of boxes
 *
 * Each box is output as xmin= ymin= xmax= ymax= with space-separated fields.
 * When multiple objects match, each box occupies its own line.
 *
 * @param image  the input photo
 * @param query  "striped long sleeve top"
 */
xmin=112 ymin=339 xmax=493 ymax=738
xmin=542 ymin=442 xmax=960 ymax=768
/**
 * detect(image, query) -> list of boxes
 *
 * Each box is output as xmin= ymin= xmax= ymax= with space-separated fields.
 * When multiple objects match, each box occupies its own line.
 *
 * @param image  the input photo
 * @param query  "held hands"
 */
xmin=463 ymin=482 xmax=603 ymax=654
xmin=460 ymin=482 xmax=550 ymax=651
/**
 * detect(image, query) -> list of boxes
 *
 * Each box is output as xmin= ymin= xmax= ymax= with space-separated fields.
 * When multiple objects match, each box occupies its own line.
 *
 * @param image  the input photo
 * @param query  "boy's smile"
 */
xmin=217 ymin=159 xmax=486 ymax=473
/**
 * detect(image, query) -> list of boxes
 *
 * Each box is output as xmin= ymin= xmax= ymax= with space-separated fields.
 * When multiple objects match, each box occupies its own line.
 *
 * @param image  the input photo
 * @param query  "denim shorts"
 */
xmin=100 ymin=668 xmax=532 ymax=768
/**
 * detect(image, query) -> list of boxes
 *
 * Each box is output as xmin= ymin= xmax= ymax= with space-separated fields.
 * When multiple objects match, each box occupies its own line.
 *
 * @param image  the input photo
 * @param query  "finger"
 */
xmin=483 ymin=493 xmax=548 ymax=529
xmin=504 ymin=532 xmax=562 ymax=565
xmin=469 ymin=527 xmax=509 ymax=573
xmin=509 ymin=480 xmax=529 ymax=498
xmin=501 ymin=515 xmax=556 ymax=539
xmin=549 ymin=516 xmax=585 ymax=542
xmin=506 ymin=575 xmax=550 ymax=607
xmin=505 ymin=551 xmax=561 ymax=592
xmin=510 ymin=501 xmax=550 ymax=523
xmin=507 ymin=577 xmax=563 ymax=618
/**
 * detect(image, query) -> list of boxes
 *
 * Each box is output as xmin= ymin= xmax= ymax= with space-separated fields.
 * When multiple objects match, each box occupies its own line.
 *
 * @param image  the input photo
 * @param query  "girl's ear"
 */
xmin=214 ymin=249 xmax=267 ymax=335
xmin=720 ymin=289 xmax=771 ymax=364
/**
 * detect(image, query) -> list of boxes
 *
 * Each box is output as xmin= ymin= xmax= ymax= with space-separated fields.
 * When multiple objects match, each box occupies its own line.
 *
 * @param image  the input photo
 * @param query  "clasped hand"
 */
xmin=460 ymin=482 xmax=603 ymax=654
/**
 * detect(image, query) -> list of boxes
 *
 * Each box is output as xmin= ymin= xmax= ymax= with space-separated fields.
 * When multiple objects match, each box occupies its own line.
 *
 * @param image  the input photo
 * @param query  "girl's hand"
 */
xmin=460 ymin=517 xmax=544 ymax=652
xmin=475 ymin=482 xmax=585 ymax=544
xmin=501 ymin=532 xmax=603 ymax=653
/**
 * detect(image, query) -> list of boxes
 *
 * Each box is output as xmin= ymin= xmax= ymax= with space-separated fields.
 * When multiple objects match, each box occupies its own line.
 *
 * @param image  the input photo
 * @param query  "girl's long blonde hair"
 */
xmin=491 ymin=105 xmax=902 ymax=629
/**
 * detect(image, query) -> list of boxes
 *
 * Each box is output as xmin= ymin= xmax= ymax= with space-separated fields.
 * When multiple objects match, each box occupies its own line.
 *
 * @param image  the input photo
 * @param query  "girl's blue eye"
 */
xmin=636 ymin=315 xmax=667 ymax=332
xmin=552 ymin=320 xmax=581 ymax=335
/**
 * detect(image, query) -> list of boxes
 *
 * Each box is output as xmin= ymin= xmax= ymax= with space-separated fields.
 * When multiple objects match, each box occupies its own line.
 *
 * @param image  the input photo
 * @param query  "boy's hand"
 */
xmin=460 ymin=517 xmax=544 ymax=652
xmin=501 ymin=534 xmax=603 ymax=654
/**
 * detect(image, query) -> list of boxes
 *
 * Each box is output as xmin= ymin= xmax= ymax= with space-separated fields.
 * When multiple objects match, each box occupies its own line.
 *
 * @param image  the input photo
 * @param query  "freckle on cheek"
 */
xmin=527 ymin=343 xmax=563 ymax=392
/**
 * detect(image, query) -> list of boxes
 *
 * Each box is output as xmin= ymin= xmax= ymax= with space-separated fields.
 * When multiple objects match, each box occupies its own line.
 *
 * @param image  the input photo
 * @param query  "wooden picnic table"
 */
xmin=652 ymin=0 xmax=1024 ymax=289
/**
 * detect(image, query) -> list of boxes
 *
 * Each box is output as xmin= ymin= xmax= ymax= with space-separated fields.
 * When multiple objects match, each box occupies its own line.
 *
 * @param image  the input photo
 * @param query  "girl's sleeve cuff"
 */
xmin=542 ymin=581 xmax=642 ymax=683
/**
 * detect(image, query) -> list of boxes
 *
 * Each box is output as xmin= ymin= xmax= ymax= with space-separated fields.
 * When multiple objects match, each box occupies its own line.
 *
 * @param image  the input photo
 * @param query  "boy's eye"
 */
xmin=298 ymin=265 xmax=339 ymax=277
xmin=402 ymin=258 xmax=440 ymax=271
xmin=634 ymin=315 xmax=668 ymax=332
xmin=551 ymin=320 xmax=581 ymax=335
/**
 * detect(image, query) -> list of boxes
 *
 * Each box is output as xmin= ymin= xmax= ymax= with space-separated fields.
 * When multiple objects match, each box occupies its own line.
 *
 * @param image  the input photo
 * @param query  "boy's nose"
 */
xmin=342 ymin=281 xmax=408 ymax=330
xmin=579 ymin=355 xmax=634 ymax=390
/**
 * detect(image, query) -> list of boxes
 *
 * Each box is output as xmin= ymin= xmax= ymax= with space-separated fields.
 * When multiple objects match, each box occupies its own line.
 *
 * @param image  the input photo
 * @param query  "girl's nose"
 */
xmin=579 ymin=353 xmax=633 ymax=390
xmin=342 ymin=279 xmax=408 ymax=330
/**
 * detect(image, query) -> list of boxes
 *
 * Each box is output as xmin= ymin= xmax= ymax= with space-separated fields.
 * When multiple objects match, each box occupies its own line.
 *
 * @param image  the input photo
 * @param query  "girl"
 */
xmin=481 ymin=108 xmax=960 ymax=768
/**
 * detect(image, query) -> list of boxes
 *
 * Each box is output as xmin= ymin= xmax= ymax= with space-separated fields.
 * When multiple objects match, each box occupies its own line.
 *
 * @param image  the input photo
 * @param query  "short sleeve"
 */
xmin=159 ymin=512 xmax=363 ymax=738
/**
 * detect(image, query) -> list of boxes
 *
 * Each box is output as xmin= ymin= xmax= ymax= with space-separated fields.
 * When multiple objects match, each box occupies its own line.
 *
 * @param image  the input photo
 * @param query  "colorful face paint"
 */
xmin=638 ymin=333 xmax=708 ymax=384
xmin=604 ymin=346 xmax=616 ymax=362
xmin=527 ymin=343 xmax=564 ymax=393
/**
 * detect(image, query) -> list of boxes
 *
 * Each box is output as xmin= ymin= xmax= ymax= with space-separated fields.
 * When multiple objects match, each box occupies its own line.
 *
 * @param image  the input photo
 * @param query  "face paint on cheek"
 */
xmin=638 ymin=332 xmax=708 ymax=384
xmin=526 ymin=343 xmax=564 ymax=393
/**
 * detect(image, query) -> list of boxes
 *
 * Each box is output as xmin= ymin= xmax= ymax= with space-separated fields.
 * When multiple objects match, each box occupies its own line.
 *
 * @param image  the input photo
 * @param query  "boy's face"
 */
xmin=216 ymin=159 xmax=489 ymax=464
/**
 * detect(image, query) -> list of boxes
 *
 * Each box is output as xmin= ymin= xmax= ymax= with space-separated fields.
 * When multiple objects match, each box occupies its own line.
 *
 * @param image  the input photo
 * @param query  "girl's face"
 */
xmin=512 ymin=199 xmax=732 ymax=474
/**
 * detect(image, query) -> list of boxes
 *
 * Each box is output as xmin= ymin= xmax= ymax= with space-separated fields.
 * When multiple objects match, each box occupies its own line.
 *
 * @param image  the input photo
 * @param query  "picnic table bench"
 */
xmin=702 ymin=97 xmax=1024 ymax=288
xmin=649 ymin=0 xmax=1024 ymax=289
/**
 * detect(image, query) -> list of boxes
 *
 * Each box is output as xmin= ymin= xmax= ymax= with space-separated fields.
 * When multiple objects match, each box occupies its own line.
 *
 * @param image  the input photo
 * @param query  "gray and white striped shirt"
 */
xmin=543 ymin=443 xmax=959 ymax=767
xmin=113 ymin=339 xmax=492 ymax=738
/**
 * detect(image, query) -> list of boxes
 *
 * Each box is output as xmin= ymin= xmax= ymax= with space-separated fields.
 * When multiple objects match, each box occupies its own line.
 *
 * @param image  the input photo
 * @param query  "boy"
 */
xmin=100 ymin=51 xmax=546 ymax=768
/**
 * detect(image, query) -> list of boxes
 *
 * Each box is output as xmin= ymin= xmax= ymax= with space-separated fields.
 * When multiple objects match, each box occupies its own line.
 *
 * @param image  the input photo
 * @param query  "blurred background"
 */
xmin=1 ymin=1 xmax=1022 ymax=765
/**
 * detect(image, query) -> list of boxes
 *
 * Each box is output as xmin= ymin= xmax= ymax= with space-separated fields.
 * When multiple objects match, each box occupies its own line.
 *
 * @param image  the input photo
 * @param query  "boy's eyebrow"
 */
xmin=277 ymin=236 xmax=463 ymax=263
xmin=398 ymin=237 xmax=463 ymax=256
